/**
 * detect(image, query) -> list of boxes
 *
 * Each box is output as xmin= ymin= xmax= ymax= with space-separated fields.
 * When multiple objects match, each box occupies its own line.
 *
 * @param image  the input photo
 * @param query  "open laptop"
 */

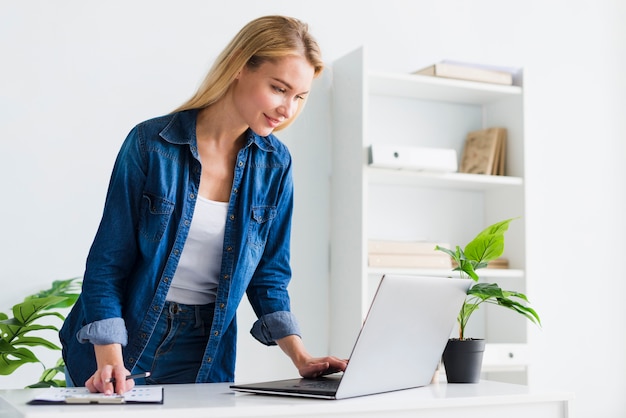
xmin=230 ymin=274 xmax=471 ymax=399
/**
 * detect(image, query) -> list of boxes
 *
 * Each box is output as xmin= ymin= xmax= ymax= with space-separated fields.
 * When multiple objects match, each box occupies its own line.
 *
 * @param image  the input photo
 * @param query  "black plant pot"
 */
xmin=442 ymin=338 xmax=486 ymax=383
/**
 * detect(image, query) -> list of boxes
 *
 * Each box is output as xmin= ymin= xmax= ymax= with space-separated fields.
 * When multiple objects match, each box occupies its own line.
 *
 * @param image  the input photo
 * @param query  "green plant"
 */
xmin=0 ymin=278 xmax=81 ymax=388
xmin=435 ymin=219 xmax=540 ymax=340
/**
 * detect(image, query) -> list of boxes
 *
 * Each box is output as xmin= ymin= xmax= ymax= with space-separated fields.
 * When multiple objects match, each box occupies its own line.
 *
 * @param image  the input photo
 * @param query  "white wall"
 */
xmin=1 ymin=1 xmax=625 ymax=416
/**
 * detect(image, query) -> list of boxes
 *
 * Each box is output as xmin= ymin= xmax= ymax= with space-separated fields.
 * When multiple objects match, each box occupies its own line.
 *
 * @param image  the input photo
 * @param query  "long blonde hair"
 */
xmin=174 ymin=15 xmax=323 ymax=132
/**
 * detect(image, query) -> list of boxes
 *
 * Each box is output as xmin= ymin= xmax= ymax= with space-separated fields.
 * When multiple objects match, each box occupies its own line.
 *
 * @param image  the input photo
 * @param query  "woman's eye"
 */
xmin=273 ymin=85 xmax=286 ymax=94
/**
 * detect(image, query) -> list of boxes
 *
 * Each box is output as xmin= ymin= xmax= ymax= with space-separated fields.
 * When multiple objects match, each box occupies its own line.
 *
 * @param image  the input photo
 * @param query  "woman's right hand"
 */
xmin=85 ymin=343 xmax=134 ymax=395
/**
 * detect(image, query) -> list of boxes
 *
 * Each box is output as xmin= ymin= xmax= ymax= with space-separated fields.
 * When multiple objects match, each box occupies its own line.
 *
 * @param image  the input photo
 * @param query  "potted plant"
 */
xmin=0 ymin=278 xmax=81 ymax=388
xmin=435 ymin=218 xmax=540 ymax=383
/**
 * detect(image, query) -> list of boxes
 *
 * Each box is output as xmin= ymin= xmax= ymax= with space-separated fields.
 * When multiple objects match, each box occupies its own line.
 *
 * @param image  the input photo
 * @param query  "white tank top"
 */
xmin=166 ymin=196 xmax=228 ymax=305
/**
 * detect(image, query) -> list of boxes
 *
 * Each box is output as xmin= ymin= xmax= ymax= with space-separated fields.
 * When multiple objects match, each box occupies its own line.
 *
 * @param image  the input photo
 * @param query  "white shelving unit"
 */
xmin=330 ymin=47 xmax=529 ymax=384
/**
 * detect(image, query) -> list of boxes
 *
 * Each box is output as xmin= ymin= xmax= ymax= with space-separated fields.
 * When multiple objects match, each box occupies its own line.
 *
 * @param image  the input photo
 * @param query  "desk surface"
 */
xmin=0 ymin=380 xmax=573 ymax=418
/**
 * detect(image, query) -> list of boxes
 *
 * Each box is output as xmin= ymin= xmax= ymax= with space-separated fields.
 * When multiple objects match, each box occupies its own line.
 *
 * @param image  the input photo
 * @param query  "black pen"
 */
xmin=105 ymin=372 xmax=151 ymax=384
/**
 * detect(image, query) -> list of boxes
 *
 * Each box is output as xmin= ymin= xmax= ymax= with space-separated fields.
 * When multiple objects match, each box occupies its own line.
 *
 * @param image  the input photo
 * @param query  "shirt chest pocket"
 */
xmin=247 ymin=206 xmax=277 ymax=248
xmin=139 ymin=193 xmax=175 ymax=242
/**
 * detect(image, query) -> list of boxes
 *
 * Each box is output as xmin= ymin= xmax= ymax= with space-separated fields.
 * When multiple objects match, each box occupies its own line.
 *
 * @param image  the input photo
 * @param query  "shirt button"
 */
xmin=213 ymin=331 xmax=219 ymax=337
xmin=220 ymin=303 xmax=225 ymax=309
xmin=153 ymin=305 xmax=160 ymax=311
xmin=226 ymin=246 xmax=233 ymax=252
xmin=189 ymin=193 xmax=195 ymax=199
xmin=229 ymin=214 xmax=235 ymax=221
xmin=223 ymin=274 xmax=230 ymax=280
xmin=163 ymin=277 xmax=170 ymax=283
xmin=184 ymin=220 xmax=190 ymax=226
xmin=207 ymin=358 xmax=212 ymax=363
xmin=238 ymin=161 xmax=244 ymax=167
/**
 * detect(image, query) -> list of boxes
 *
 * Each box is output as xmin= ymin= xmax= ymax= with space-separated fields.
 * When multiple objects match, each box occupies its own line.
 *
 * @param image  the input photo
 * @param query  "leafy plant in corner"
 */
xmin=435 ymin=218 xmax=540 ymax=340
xmin=0 ymin=278 xmax=81 ymax=388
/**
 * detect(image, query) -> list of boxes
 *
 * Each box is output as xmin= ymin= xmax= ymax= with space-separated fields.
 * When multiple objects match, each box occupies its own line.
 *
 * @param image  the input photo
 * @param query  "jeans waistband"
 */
xmin=164 ymin=301 xmax=215 ymax=329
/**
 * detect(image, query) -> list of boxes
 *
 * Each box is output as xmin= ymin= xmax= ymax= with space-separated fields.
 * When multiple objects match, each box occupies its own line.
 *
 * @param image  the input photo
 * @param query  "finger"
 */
xmin=85 ymin=376 xmax=97 ymax=393
xmin=305 ymin=362 xmax=330 ymax=378
xmin=110 ymin=370 xmax=130 ymax=395
xmin=125 ymin=377 xmax=136 ymax=392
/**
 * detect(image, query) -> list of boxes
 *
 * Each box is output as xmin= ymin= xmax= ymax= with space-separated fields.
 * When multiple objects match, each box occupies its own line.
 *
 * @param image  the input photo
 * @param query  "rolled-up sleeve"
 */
xmin=76 ymin=318 xmax=128 ymax=346
xmin=250 ymin=311 xmax=301 ymax=346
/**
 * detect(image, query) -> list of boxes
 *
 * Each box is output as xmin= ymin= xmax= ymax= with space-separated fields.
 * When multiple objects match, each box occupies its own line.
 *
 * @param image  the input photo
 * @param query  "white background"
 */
xmin=1 ymin=1 xmax=625 ymax=416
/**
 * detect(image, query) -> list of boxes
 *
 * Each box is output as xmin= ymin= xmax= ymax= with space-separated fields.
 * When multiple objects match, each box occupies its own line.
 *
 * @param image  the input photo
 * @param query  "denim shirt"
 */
xmin=60 ymin=109 xmax=300 ymax=384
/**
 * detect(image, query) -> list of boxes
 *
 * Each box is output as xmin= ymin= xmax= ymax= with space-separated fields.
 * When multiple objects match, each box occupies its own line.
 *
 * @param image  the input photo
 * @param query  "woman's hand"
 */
xmin=277 ymin=335 xmax=348 ymax=379
xmin=85 ymin=344 xmax=135 ymax=395
xmin=296 ymin=355 xmax=348 ymax=379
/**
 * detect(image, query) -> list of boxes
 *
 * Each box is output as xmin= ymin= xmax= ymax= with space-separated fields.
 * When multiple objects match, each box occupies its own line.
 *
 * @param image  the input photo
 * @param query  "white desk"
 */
xmin=0 ymin=380 xmax=572 ymax=418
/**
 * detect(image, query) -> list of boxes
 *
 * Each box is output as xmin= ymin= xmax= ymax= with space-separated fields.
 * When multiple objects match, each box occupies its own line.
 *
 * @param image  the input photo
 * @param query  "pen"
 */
xmin=105 ymin=372 xmax=151 ymax=384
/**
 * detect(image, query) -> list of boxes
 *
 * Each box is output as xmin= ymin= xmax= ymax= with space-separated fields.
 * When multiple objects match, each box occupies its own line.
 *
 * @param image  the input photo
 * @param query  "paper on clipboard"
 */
xmin=27 ymin=386 xmax=164 ymax=405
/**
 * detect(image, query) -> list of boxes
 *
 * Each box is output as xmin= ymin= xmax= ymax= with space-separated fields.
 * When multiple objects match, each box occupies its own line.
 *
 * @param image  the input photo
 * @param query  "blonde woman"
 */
xmin=60 ymin=15 xmax=347 ymax=395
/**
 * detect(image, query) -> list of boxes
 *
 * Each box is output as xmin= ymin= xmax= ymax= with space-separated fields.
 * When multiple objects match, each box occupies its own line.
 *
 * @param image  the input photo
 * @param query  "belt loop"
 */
xmin=194 ymin=305 xmax=204 ymax=330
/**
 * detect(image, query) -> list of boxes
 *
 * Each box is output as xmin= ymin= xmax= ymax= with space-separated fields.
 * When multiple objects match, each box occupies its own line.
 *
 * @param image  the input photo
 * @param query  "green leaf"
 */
xmin=434 ymin=245 xmax=457 ymax=259
xmin=12 ymin=296 xmax=68 ymax=325
xmin=0 ymin=347 xmax=41 ymax=375
xmin=464 ymin=218 xmax=515 ymax=264
xmin=12 ymin=336 xmax=62 ymax=351
xmin=26 ymin=278 xmax=82 ymax=302
xmin=458 ymin=259 xmax=479 ymax=281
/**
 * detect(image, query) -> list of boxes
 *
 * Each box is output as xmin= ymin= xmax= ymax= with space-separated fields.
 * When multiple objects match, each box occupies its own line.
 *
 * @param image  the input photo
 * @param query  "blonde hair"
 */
xmin=174 ymin=15 xmax=323 ymax=131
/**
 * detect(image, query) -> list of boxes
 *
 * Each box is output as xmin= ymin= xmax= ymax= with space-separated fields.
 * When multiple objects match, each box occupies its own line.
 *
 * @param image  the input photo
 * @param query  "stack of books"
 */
xmin=413 ymin=60 xmax=517 ymax=86
xmin=459 ymin=127 xmax=507 ymax=176
xmin=368 ymin=240 xmax=452 ymax=269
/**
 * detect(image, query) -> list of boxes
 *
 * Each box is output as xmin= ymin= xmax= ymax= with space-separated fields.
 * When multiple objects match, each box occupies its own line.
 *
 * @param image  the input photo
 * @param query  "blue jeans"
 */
xmin=133 ymin=301 xmax=215 ymax=385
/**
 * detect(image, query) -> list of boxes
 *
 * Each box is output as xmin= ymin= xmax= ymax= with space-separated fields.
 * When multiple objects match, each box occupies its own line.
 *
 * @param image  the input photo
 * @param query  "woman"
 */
xmin=60 ymin=15 xmax=347 ymax=395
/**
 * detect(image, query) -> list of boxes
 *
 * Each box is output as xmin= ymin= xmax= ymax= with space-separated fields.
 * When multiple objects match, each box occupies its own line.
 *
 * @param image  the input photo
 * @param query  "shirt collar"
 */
xmin=161 ymin=109 xmax=277 ymax=153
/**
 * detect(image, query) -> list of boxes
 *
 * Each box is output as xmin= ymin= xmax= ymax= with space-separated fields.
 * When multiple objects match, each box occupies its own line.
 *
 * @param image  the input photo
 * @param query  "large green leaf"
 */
xmin=12 ymin=296 xmax=67 ymax=325
xmin=26 ymin=278 xmax=82 ymax=309
xmin=0 ymin=347 xmax=40 ymax=375
xmin=12 ymin=336 xmax=62 ymax=351
xmin=464 ymin=218 xmax=514 ymax=263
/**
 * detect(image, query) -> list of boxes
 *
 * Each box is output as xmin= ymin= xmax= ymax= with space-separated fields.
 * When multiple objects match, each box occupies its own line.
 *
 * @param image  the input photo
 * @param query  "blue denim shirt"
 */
xmin=60 ymin=109 xmax=300 ymax=384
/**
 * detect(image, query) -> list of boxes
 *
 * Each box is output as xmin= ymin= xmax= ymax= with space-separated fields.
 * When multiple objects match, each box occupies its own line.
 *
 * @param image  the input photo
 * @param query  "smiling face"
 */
xmin=231 ymin=55 xmax=315 ymax=136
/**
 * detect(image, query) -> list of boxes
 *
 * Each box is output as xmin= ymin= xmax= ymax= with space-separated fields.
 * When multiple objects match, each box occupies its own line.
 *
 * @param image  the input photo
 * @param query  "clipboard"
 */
xmin=27 ymin=386 xmax=164 ymax=405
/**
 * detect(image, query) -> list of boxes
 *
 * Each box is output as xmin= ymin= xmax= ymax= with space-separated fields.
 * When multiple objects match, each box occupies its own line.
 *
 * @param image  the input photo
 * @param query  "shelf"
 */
xmin=330 ymin=48 xmax=527 ymax=383
xmin=368 ymin=268 xmax=524 ymax=280
xmin=366 ymin=167 xmax=523 ymax=191
xmin=368 ymin=71 xmax=522 ymax=104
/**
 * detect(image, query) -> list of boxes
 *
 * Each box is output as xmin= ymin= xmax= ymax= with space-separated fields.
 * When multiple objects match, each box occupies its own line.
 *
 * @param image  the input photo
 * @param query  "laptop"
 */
xmin=230 ymin=274 xmax=471 ymax=399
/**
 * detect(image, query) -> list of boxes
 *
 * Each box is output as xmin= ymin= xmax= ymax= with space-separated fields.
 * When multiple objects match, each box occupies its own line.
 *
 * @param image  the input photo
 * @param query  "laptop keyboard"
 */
xmin=293 ymin=377 xmax=341 ymax=390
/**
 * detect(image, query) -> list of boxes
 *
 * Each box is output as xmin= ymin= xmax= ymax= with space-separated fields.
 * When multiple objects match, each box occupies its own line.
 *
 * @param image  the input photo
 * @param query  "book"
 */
xmin=414 ymin=61 xmax=514 ymax=85
xmin=368 ymin=253 xmax=452 ymax=269
xmin=459 ymin=127 xmax=507 ymax=175
xmin=487 ymin=257 xmax=510 ymax=269
xmin=490 ymin=128 xmax=507 ymax=176
xmin=368 ymin=240 xmax=450 ymax=255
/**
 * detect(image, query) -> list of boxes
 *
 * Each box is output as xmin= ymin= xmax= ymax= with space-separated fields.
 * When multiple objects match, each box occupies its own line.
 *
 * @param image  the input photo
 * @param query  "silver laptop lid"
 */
xmin=335 ymin=274 xmax=471 ymax=399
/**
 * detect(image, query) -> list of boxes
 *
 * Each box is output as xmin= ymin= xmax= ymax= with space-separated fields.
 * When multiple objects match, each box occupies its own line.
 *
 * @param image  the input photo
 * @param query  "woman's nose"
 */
xmin=278 ymin=98 xmax=297 ymax=120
